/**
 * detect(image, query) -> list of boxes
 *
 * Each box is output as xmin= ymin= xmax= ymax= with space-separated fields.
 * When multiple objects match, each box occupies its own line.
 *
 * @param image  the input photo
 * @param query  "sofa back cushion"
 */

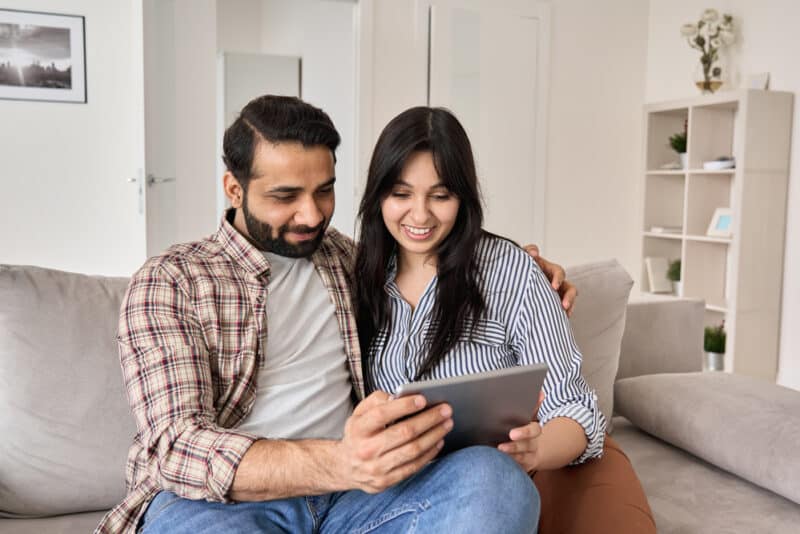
xmin=0 ymin=265 xmax=135 ymax=518
xmin=615 ymin=371 xmax=800 ymax=505
xmin=566 ymin=260 xmax=634 ymax=432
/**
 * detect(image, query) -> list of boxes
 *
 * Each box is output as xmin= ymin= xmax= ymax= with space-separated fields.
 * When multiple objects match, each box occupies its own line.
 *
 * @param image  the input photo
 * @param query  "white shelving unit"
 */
xmin=640 ymin=89 xmax=794 ymax=381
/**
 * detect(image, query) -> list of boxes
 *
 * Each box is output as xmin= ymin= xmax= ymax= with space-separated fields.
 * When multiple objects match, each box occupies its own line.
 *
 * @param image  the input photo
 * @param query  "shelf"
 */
xmin=641 ymin=90 xmax=794 ymax=381
xmin=642 ymin=231 xmax=683 ymax=240
xmin=646 ymin=170 xmax=686 ymax=175
xmin=688 ymin=169 xmax=735 ymax=175
xmin=685 ymin=234 xmax=732 ymax=244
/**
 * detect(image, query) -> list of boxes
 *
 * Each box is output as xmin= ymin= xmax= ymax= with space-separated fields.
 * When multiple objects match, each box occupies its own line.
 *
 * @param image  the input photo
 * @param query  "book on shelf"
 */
xmin=649 ymin=225 xmax=682 ymax=234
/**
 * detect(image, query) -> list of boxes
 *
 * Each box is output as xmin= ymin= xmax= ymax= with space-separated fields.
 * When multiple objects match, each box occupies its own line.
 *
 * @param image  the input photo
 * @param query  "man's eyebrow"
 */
xmin=267 ymin=177 xmax=336 ymax=194
xmin=318 ymin=177 xmax=336 ymax=188
xmin=267 ymin=185 xmax=303 ymax=194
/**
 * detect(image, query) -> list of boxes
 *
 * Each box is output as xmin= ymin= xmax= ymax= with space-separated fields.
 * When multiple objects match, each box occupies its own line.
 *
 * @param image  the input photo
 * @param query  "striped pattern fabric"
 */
xmin=368 ymin=235 xmax=606 ymax=463
xmin=95 ymin=212 xmax=363 ymax=534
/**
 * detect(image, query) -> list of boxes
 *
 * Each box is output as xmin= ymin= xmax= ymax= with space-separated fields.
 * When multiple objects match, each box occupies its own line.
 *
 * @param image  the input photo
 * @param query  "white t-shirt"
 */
xmin=237 ymin=252 xmax=353 ymax=439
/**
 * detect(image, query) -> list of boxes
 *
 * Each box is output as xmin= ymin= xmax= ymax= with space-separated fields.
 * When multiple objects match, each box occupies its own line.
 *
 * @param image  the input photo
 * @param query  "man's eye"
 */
xmin=317 ymin=187 xmax=334 ymax=196
xmin=273 ymin=195 xmax=296 ymax=202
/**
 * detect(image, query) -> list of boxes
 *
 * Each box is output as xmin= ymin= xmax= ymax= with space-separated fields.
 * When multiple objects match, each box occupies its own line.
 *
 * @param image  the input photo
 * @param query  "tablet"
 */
xmin=395 ymin=363 xmax=548 ymax=455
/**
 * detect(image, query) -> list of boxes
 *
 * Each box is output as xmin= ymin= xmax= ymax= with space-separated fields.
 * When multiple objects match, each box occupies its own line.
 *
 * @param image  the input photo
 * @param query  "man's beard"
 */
xmin=241 ymin=194 xmax=327 ymax=258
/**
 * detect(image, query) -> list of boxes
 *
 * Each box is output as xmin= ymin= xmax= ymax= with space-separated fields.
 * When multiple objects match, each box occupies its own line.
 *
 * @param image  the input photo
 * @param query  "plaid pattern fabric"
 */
xmin=95 ymin=213 xmax=363 ymax=534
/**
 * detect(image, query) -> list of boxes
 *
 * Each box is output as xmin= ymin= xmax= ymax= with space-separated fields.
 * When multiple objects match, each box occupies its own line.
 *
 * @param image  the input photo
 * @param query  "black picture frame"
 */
xmin=0 ymin=8 xmax=87 ymax=103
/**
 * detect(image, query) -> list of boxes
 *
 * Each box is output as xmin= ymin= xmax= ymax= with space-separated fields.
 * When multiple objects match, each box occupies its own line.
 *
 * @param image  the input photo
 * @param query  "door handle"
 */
xmin=126 ymin=171 xmax=144 ymax=214
xmin=147 ymin=174 xmax=176 ymax=186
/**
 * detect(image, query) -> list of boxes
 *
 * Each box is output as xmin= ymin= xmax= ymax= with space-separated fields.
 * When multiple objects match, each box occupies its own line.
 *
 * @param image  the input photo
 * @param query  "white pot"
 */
xmin=679 ymin=152 xmax=688 ymax=169
xmin=672 ymin=281 xmax=682 ymax=296
xmin=706 ymin=351 xmax=725 ymax=371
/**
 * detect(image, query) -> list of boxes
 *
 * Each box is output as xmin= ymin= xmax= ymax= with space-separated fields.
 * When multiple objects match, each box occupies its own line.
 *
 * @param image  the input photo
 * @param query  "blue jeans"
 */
xmin=139 ymin=446 xmax=540 ymax=533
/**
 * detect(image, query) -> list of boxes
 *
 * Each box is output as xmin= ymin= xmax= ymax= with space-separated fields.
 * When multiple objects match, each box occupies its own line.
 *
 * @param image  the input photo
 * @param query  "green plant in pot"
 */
xmin=667 ymin=259 xmax=681 ymax=296
xmin=669 ymin=131 xmax=688 ymax=169
xmin=704 ymin=322 xmax=726 ymax=371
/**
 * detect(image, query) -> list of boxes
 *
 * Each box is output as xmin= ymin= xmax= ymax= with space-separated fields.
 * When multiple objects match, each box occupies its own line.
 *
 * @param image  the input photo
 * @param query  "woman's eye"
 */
xmin=432 ymin=194 xmax=451 ymax=201
xmin=391 ymin=192 xmax=411 ymax=198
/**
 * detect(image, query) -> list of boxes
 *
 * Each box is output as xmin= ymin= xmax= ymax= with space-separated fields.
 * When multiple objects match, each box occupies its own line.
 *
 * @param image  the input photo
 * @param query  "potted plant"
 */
xmin=669 ymin=131 xmax=688 ymax=169
xmin=704 ymin=322 xmax=726 ymax=371
xmin=667 ymin=259 xmax=681 ymax=296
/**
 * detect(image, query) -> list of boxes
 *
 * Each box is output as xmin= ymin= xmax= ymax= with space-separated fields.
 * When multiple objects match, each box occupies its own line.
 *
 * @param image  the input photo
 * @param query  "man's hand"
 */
xmin=497 ymin=390 xmax=545 ymax=474
xmin=335 ymin=391 xmax=453 ymax=493
xmin=523 ymin=244 xmax=578 ymax=317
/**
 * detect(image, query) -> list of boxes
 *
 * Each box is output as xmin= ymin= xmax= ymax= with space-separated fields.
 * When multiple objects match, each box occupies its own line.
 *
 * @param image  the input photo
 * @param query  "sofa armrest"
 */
xmin=616 ymin=296 xmax=704 ymax=380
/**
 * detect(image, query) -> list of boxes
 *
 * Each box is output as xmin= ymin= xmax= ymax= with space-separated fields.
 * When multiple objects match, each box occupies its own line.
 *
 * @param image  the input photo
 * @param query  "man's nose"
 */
xmin=295 ymin=196 xmax=324 ymax=228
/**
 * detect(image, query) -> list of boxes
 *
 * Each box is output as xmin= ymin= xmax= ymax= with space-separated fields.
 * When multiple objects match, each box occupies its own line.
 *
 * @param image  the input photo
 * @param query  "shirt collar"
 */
xmin=383 ymin=254 xmax=404 ymax=300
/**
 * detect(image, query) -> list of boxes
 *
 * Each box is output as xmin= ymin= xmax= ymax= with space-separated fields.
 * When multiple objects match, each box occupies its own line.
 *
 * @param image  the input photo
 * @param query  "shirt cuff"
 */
xmin=206 ymin=429 xmax=260 ymax=502
xmin=539 ymin=399 xmax=606 ymax=465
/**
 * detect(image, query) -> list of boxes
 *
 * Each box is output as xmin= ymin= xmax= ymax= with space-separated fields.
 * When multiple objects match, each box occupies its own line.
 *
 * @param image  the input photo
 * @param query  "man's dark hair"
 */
xmin=222 ymin=95 xmax=341 ymax=189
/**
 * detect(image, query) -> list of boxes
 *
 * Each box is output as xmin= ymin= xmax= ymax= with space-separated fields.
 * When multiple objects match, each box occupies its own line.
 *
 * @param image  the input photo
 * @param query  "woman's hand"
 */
xmin=497 ymin=420 xmax=543 ymax=474
xmin=497 ymin=390 xmax=545 ymax=474
xmin=522 ymin=244 xmax=578 ymax=316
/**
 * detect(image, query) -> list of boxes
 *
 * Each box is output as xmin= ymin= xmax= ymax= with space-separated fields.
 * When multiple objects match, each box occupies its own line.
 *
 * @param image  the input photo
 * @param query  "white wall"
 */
xmin=541 ymin=0 xmax=650 ymax=281
xmin=217 ymin=0 xmax=263 ymax=52
xmin=644 ymin=0 xmax=800 ymax=390
xmin=0 ymin=0 xmax=147 ymax=276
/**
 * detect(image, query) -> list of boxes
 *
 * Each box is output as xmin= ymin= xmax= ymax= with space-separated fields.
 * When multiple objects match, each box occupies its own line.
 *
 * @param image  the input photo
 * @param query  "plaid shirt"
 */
xmin=95 ymin=213 xmax=363 ymax=534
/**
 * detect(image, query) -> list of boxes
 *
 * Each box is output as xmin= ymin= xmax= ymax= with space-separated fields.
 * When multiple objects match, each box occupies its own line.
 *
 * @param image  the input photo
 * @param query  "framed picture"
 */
xmin=0 ymin=9 xmax=86 ymax=103
xmin=707 ymin=208 xmax=733 ymax=238
xmin=644 ymin=256 xmax=672 ymax=293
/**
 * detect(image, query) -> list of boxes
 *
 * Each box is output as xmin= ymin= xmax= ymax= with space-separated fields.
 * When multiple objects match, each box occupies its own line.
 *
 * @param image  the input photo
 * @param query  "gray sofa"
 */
xmin=1 ymin=261 xmax=799 ymax=533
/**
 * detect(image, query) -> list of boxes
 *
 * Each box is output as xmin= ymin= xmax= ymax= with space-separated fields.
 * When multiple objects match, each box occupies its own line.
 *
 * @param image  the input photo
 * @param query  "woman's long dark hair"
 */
xmin=354 ymin=106 xmax=486 ymax=384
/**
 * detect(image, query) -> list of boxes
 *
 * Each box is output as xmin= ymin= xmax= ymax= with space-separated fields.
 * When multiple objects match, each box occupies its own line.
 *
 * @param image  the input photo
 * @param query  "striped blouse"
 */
xmin=367 ymin=234 xmax=605 ymax=463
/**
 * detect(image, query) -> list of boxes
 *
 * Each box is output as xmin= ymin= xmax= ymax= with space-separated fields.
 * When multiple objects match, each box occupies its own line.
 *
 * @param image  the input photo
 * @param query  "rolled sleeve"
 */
xmin=539 ymin=396 xmax=606 ymax=464
xmin=119 ymin=263 xmax=258 ymax=502
xmin=511 ymin=262 xmax=607 ymax=464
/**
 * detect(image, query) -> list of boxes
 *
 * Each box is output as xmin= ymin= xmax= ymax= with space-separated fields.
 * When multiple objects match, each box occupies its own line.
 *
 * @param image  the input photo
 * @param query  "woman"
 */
xmin=354 ymin=106 xmax=605 ymax=473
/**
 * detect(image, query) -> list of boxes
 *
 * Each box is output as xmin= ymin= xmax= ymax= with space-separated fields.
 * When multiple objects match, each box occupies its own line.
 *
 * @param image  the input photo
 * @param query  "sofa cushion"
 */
xmin=0 ymin=265 xmax=135 ymax=518
xmin=613 ymin=416 xmax=800 ymax=534
xmin=566 ymin=260 xmax=634 ymax=432
xmin=615 ymin=372 xmax=800 ymax=505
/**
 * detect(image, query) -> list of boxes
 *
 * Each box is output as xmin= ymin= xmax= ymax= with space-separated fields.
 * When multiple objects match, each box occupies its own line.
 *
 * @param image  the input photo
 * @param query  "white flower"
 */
xmin=702 ymin=9 xmax=719 ymax=23
xmin=720 ymin=30 xmax=735 ymax=45
xmin=681 ymin=23 xmax=698 ymax=37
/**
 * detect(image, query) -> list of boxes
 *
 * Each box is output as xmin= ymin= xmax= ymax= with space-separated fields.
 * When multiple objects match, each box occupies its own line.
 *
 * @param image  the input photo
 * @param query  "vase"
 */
xmin=705 ymin=351 xmax=724 ymax=371
xmin=679 ymin=153 xmax=688 ymax=169
xmin=672 ymin=281 xmax=682 ymax=296
xmin=694 ymin=57 xmax=724 ymax=94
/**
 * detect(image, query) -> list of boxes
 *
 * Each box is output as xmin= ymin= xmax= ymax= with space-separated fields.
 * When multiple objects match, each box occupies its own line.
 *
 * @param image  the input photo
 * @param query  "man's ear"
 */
xmin=223 ymin=172 xmax=244 ymax=208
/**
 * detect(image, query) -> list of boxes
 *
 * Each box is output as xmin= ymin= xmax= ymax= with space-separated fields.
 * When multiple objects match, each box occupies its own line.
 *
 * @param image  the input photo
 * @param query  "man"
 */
xmin=96 ymin=95 xmax=576 ymax=533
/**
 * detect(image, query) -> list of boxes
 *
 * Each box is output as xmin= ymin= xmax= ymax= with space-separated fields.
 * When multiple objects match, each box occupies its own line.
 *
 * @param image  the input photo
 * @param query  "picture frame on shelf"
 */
xmin=707 ymin=207 xmax=733 ymax=237
xmin=0 ymin=8 xmax=87 ymax=103
xmin=644 ymin=256 xmax=672 ymax=293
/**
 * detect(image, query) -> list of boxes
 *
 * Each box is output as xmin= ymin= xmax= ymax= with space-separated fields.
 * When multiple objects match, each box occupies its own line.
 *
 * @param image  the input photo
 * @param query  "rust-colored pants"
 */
xmin=532 ymin=434 xmax=656 ymax=534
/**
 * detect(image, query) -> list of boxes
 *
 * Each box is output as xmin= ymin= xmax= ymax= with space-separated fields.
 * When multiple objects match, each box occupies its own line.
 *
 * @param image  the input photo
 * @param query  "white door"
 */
xmin=427 ymin=0 xmax=549 ymax=246
xmin=0 ymin=0 xmax=147 ymax=277
xmin=143 ymin=0 xmax=178 ymax=259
